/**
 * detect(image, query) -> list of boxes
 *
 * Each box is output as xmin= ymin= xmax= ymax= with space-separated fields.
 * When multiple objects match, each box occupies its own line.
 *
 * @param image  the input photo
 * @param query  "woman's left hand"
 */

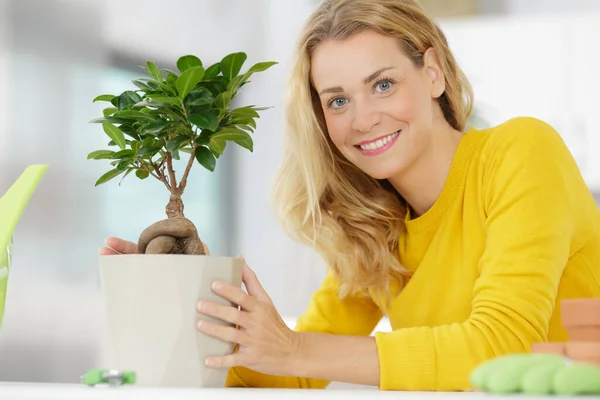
xmin=196 ymin=258 xmax=301 ymax=376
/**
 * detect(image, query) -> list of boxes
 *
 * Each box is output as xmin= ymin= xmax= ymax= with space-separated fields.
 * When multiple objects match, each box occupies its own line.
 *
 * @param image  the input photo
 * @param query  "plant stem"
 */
xmin=152 ymin=162 xmax=171 ymax=191
xmin=178 ymin=144 xmax=197 ymax=195
xmin=166 ymin=152 xmax=178 ymax=189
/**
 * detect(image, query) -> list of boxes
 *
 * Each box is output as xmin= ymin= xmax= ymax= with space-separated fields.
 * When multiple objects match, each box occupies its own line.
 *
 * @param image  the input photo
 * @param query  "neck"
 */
xmin=388 ymin=123 xmax=463 ymax=217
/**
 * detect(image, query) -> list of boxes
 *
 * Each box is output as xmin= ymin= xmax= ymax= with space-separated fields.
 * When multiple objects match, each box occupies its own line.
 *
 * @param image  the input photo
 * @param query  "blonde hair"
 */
xmin=272 ymin=0 xmax=473 ymax=302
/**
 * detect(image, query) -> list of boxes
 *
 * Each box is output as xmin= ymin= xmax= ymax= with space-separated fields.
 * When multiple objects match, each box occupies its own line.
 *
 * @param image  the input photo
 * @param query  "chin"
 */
xmin=360 ymin=166 xmax=403 ymax=181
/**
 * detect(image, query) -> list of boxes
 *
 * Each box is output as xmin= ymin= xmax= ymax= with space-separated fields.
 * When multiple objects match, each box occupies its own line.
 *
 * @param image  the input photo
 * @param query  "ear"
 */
xmin=422 ymin=47 xmax=445 ymax=99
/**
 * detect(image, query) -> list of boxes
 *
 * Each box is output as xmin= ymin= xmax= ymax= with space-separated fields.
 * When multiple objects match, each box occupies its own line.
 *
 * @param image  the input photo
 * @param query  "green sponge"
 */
xmin=470 ymin=353 xmax=600 ymax=395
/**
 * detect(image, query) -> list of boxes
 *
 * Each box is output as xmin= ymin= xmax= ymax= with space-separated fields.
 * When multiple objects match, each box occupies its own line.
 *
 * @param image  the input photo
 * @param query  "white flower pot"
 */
xmin=98 ymin=254 xmax=243 ymax=387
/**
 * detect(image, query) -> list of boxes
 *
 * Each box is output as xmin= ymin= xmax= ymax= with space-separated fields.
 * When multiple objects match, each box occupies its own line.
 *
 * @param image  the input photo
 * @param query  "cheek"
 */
xmin=324 ymin=114 xmax=350 ymax=148
xmin=387 ymin=84 xmax=431 ymax=123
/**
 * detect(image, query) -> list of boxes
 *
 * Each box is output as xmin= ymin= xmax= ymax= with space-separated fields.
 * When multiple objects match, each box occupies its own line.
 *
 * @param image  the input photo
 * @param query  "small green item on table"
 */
xmin=81 ymin=369 xmax=136 ymax=387
xmin=470 ymin=353 xmax=600 ymax=395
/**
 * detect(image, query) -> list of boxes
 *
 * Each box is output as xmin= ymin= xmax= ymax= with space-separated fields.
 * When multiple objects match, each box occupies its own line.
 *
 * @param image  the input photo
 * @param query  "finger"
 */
xmin=197 ymin=301 xmax=247 ymax=327
xmin=241 ymin=261 xmax=270 ymax=303
xmin=205 ymin=353 xmax=242 ymax=369
xmin=98 ymin=247 xmax=120 ymax=256
xmin=197 ymin=320 xmax=245 ymax=345
xmin=104 ymin=237 xmax=139 ymax=254
xmin=212 ymin=282 xmax=258 ymax=311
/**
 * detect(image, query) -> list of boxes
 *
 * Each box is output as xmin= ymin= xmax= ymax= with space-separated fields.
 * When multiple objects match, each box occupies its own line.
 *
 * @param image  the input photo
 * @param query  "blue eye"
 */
xmin=376 ymin=80 xmax=392 ymax=92
xmin=329 ymin=97 xmax=347 ymax=109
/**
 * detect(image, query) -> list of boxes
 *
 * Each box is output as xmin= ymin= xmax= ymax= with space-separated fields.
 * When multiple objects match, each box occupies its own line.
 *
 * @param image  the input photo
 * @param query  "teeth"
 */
xmin=360 ymin=131 xmax=399 ymax=151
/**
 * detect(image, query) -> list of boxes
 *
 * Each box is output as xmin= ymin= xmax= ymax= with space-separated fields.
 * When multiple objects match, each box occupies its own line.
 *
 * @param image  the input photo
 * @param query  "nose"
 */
xmin=351 ymin=99 xmax=381 ymax=133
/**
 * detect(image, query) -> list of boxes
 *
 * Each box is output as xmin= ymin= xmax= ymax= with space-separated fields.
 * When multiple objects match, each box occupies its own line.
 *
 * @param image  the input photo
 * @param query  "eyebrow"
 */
xmin=318 ymin=67 xmax=396 ymax=96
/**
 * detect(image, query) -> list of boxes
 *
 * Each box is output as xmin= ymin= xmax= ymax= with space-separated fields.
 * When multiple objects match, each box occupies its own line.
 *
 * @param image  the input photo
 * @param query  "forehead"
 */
xmin=310 ymin=30 xmax=408 ymax=91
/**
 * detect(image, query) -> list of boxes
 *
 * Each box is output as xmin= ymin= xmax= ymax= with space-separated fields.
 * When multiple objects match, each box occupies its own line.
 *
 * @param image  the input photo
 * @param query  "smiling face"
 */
xmin=311 ymin=29 xmax=447 ymax=180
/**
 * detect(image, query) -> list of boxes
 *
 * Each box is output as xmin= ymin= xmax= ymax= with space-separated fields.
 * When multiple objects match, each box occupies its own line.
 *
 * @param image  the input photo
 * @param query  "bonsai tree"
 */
xmin=88 ymin=53 xmax=277 ymax=255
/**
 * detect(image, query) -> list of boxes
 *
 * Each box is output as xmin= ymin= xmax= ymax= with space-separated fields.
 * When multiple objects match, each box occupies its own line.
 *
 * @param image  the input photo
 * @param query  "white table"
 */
xmin=0 ymin=382 xmax=586 ymax=400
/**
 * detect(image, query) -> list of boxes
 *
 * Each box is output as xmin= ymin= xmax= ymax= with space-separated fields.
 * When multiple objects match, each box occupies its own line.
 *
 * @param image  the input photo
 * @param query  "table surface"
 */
xmin=0 ymin=382 xmax=586 ymax=400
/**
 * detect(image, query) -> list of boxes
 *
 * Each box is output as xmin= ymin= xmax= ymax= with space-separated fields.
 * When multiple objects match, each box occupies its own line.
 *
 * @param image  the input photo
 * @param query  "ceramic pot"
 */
xmin=561 ymin=298 xmax=600 ymax=342
xmin=99 ymin=254 xmax=243 ymax=388
xmin=566 ymin=341 xmax=600 ymax=367
xmin=531 ymin=342 xmax=566 ymax=355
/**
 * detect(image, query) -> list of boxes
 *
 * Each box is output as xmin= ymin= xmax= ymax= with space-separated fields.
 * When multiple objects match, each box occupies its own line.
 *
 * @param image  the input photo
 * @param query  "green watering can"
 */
xmin=0 ymin=164 xmax=48 ymax=330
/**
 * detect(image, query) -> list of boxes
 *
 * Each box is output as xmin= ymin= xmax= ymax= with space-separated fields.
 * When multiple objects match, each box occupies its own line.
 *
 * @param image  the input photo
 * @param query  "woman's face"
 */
xmin=311 ymin=30 xmax=446 ymax=180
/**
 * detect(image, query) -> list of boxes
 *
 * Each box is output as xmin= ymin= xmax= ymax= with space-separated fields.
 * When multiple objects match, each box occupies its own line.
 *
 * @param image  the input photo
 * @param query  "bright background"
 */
xmin=1 ymin=0 xmax=599 ymax=387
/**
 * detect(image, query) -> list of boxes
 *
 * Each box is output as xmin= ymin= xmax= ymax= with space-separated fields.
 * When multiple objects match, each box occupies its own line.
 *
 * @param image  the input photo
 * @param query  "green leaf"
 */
xmin=247 ymin=61 xmax=278 ymax=74
xmin=195 ymin=132 xmax=210 ymax=146
xmin=166 ymin=72 xmax=177 ymax=86
xmin=215 ymin=91 xmax=232 ymax=109
xmin=111 ymin=149 xmax=134 ymax=159
xmin=131 ymin=140 xmax=140 ymax=154
xmin=132 ymin=79 xmax=158 ymax=91
xmin=176 ymin=66 xmax=205 ymax=100
xmin=189 ymin=112 xmax=218 ymax=131
xmin=204 ymin=62 xmax=221 ymax=80
xmin=136 ymin=169 xmax=150 ymax=179
xmin=116 ymin=160 xmax=130 ymax=171
xmin=95 ymin=168 xmax=125 ymax=186
xmin=177 ymin=55 xmax=202 ymax=72
xmin=102 ymin=123 xmax=126 ymax=150
xmin=119 ymin=124 xmax=141 ymax=140
xmin=87 ymin=150 xmax=115 ymax=160
xmin=142 ymin=119 xmax=176 ymax=135
xmin=208 ymin=138 xmax=226 ymax=157
xmin=136 ymin=146 xmax=163 ymax=157
xmin=146 ymin=61 xmax=163 ymax=82
xmin=230 ymin=106 xmax=260 ymax=119
xmin=221 ymin=52 xmax=247 ymax=80
xmin=235 ymin=123 xmax=254 ymax=133
xmin=112 ymin=110 xmax=155 ymax=122
xmin=185 ymin=88 xmax=214 ymax=106
xmin=93 ymin=94 xmax=115 ymax=103
xmin=166 ymin=136 xmax=190 ymax=152
xmin=212 ymin=127 xmax=253 ymax=151
xmin=195 ymin=146 xmax=216 ymax=171
xmin=147 ymin=96 xmax=182 ymax=106
xmin=103 ymin=107 xmax=118 ymax=117
xmin=116 ymin=91 xmax=143 ymax=110
xmin=89 ymin=116 xmax=128 ymax=124
xmin=227 ymin=74 xmax=247 ymax=92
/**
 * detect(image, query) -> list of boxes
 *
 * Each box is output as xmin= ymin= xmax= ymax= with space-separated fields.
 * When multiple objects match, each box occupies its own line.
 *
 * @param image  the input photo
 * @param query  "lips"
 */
xmin=354 ymin=130 xmax=401 ymax=156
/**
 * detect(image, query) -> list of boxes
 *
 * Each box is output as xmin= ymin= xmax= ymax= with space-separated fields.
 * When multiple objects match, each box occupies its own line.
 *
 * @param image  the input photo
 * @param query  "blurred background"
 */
xmin=1 ymin=0 xmax=599 ymax=387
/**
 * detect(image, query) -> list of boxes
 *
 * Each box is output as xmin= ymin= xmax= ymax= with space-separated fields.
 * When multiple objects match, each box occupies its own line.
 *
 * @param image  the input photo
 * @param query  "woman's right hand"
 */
xmin=99 ymin=237 xmax=139 ymax=255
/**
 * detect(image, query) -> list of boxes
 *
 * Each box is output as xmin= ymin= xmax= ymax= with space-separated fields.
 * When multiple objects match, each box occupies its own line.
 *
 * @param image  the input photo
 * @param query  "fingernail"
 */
xmin=205 ymin=357 xmax=215 ymax=367
xmin=197 ymin=301 xmax=204 ymax=312
xmin=197 ymin=320 xmax=203 ymax=330
xmin=212 ymin=281 xmax=222 ymax=291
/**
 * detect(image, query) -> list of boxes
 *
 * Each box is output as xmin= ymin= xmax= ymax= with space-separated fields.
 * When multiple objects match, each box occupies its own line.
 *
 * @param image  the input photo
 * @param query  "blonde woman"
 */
xmin=100 ymin=0 xmax=600 ymax=391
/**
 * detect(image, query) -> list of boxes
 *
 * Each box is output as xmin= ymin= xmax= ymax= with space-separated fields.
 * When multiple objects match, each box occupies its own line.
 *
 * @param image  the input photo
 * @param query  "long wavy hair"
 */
xmin=272 ymin=0 xmax=473 ymax=302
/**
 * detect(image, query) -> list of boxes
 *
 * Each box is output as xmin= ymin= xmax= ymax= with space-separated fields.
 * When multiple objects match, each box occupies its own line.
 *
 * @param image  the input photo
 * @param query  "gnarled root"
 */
xmin=137 ymin=217 xmax=207 ymax=255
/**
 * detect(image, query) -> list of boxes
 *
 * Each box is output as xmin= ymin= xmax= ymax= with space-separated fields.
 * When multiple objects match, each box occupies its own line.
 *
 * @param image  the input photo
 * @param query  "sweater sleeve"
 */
xmin=226 ymin=269 xmax=383 ymax=388
xmin=374 ymin=118 xmax=580 ymax=391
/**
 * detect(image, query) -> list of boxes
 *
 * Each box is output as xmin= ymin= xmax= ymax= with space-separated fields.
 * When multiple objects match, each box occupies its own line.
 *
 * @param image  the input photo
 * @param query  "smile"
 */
xmin=355 ymin=131 xmax=400 ymax=155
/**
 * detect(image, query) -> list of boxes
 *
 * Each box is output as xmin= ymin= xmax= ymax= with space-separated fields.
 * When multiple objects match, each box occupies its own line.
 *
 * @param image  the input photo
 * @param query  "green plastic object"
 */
xmin=82 ymin=369 xmax=136 ymax=386
xmin=0 ymin=164 xmax=48 ymax=330
xmin=470 ymin=353 xmax=600 ymax=395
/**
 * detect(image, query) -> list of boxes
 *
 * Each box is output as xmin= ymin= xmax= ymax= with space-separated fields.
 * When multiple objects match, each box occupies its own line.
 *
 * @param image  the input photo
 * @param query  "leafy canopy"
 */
xmin=88 ymin=53 xmax=277 ymax=187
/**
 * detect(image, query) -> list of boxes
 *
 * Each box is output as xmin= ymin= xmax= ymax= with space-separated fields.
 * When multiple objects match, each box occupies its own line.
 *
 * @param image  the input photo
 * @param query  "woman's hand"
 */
xmin=196 ymin=259 xmax=301 ymax=377
xmin=99 ymin=237 xmax=139 ymax=255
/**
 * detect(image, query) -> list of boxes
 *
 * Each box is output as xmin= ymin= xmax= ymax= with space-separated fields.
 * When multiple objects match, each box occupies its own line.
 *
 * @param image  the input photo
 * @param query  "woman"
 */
xmin=100 ymin=0 xmax=600 ymax=391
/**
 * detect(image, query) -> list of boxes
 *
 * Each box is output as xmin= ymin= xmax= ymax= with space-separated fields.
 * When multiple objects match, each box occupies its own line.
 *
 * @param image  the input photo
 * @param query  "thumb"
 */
xmin=238 ymin=256 xmax=270 ymax=303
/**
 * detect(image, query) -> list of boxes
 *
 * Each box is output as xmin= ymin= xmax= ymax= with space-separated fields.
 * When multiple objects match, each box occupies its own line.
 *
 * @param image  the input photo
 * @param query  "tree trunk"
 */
xmin=136 ymin=193 xmax=207 ymax=255
xmin=165 ymin=194 xmax=184 ymax=218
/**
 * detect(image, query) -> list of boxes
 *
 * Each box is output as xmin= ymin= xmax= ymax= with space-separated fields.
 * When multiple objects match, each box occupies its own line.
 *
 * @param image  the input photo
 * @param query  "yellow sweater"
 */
xmin=226 ymin=117 xmax=600 ymax=390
